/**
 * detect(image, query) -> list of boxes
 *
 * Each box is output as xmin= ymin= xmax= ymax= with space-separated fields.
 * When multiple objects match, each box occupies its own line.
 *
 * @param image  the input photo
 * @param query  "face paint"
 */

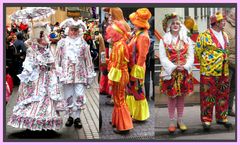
xmin=218 ymin=19 xmax=226 ymax=30
xmin=171 ymin=20 xmax=180 ymax=32
xmin=68 ymin=28 xmax=79 ymax=39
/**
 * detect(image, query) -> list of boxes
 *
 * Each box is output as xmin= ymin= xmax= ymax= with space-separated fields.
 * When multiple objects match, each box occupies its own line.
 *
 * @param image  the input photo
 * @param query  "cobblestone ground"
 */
xmin=100 ymin=94 xmax=155 ymax=140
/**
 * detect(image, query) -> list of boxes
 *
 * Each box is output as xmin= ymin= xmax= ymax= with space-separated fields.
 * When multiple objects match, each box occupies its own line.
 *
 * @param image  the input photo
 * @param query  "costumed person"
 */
xmin=60 ymin=16 xmax=87 ymax=36
xmin=106 ymin=20 xmax=133 ymax=134
xmin=8 ymin=21 xmax=65 ymax=131
xmin=195 ymin=12 xmax=232 ymax=130
xmin=224 ymin=8 xmax=236 ymax=117
xmin=104 ymin=7 xmax=131 ymax=32
xmin=56 ymin=19 xmax=96 ymax=129
xmin=125 ymin=8 xmax=152 ymax=121
xmin=103 ymin=7 xmax=131 ymax=106
xmin=159 ymin=13 xmax=194 ymax=133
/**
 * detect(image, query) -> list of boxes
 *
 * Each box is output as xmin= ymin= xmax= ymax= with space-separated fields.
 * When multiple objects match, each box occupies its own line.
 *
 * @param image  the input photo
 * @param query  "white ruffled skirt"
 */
xmin=8 ymin=69 xmax=66 ymax=131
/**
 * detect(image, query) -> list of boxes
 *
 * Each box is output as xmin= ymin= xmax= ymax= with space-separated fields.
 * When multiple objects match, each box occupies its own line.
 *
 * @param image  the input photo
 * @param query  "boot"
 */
xmin=74 ymin=118 xmax=83 ymax=129
xmin=65 ymin=116 xmax=74 ymax=127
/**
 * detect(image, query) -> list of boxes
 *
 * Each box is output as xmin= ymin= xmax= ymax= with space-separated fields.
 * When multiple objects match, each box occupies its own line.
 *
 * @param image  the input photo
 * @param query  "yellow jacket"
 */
xmin=195 ymin=29 xmax=229 ymax=76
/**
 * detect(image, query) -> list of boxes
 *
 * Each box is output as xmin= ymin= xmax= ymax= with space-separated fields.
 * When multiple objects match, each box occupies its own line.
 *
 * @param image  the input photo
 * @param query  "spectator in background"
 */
xmin=6 ymin=35 xmax=16 ymax=84
xmin=11 ymin=20 xmax=18 ymax=33
xmin=53 ymin=22 xmax=60 ymax=31
xmin=224 ymin=8 xmax=236 ymax=117
xmin=145 ymin=15 xmax=155 ymax=101
xmin=13 ymin=32 xmax=27 ymax=85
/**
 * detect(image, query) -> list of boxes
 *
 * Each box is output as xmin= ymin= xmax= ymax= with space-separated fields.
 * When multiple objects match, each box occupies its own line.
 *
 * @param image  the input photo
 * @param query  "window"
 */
xmin=194 ymin=8 xmax=198 ymax=19
xmin=184 ymin=7 xmax=189 ymax=18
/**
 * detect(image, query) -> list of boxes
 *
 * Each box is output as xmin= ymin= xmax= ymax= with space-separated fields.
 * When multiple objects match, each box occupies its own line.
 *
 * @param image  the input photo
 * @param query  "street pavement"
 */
xmin=100 ymin=95 xmax=155 ymax=140
xmin=155 ymin=104 xmax=236 ymax=141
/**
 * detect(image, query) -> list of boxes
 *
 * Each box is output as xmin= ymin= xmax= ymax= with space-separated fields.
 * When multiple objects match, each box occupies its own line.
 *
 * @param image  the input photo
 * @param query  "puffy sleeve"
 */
xmin=159 ymin=39 xmax=177 ymax=79
xmin=183 ymin=38 xmax=195 ymax=74
xmin=17 ymin=48 xmax=39 ymax=83
xmin=55 ymin=39 xmax=65 ymax=74
xmin=108 ymin=43 xmax=126 ymax=82
xmin=84 ymin=42 xmax=96 ymax=82
xmin=130 ymin=34 xmax=150 ymax=79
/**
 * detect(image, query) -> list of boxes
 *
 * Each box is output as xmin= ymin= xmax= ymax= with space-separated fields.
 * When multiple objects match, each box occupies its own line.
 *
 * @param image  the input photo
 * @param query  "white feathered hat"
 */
xmin=60 ymin=18 xmax=87 ymax=31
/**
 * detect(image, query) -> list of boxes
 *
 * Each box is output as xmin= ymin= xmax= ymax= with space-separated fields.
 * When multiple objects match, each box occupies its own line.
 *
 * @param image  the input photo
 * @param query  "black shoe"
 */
xmin=74 ymin=118 xmax=82 ymax=129
xmin=202 ymin=122 xmax=211 ymax=131
xmin=113 ymin=128 xmax=129 ymax=134
xmin=65 ymin=117 xmax=74 ymax=127
xmin=216 ymin=121 xmax=232 ymax=129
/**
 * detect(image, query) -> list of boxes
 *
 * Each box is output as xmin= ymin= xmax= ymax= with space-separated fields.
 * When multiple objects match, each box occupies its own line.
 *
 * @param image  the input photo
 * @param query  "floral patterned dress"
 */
xmin=159 ymin=36 xmax=194 ymax=97
xmin=8 ymin=40 xmax=66 ymax=131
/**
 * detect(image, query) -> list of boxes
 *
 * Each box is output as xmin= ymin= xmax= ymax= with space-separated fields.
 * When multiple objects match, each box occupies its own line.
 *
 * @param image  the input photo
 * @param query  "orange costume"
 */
xmin=106 ymin=21 xmax=133 ymax=132
xmin=126 ymin=8 xmax=152 ymax=121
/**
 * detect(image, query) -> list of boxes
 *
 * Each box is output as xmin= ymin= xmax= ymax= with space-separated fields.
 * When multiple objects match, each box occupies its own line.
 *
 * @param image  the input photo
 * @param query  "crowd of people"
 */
xmin=6 ymin=13 xmax=100 ymax=104
xmin=6 ymin=7 xmax=99 ymax=131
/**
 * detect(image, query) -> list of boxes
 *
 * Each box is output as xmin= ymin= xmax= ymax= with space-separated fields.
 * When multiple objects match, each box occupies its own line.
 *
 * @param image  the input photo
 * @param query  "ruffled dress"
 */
xmin=8 ymin=40 xmax=66 ymax=131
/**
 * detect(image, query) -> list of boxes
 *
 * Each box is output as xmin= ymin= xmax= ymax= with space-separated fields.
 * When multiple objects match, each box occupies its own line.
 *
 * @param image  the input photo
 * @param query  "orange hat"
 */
xmin=184 ymin=16 xmax=195 ymax=30
xmin=210 ymin=12 xmax=226 ymax=24
xmin=129 ymin=8 xmax=152 ymax=30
